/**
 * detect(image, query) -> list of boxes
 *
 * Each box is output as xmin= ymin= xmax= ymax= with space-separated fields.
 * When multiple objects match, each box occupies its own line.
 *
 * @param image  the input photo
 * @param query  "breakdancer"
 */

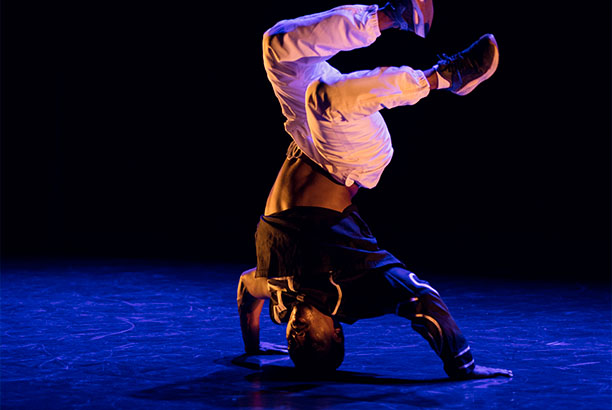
xmin=237 ymin=1 xmax=512 ymax=379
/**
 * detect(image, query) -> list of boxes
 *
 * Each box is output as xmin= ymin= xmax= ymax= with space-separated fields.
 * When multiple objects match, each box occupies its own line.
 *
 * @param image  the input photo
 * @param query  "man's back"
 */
xmin=264 ymin=152 xmax=358 ymax=216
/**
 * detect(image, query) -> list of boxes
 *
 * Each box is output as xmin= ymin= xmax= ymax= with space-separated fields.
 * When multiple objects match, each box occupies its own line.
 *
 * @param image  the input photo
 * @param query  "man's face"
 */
xmin=286 ymin=304 xmax=342 ymax=352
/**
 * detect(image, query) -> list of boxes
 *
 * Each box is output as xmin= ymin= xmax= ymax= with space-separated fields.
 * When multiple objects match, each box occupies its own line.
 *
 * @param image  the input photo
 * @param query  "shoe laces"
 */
xmin=436 ymin=51 xmax=476 ymax=71
xmin=435 ymin=53 xmax=461 ymax=91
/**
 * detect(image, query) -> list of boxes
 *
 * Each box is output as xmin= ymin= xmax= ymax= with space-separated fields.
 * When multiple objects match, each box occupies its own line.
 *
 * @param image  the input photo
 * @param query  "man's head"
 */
xmin=286 ymin=303 xmax=344 ymax=372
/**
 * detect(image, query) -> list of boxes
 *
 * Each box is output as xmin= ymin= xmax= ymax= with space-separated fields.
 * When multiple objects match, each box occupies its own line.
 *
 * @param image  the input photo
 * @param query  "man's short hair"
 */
xmin=287 ymin=314 xmax=345 ymax=372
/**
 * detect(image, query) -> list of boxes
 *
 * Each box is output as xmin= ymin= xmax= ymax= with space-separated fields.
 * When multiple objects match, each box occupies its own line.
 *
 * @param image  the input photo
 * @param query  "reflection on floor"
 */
xmin=1 ymin=261 xmax=610 ymax=409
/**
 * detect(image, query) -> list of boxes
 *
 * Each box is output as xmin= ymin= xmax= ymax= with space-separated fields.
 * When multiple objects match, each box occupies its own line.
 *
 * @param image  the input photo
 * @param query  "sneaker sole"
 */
xmin=454 ymin=34 xmax=499 ymax=96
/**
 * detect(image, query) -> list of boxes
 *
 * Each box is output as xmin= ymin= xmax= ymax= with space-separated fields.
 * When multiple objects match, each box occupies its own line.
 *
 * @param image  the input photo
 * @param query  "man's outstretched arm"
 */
xmin=237 ymin=268 xmax=270 ymax=354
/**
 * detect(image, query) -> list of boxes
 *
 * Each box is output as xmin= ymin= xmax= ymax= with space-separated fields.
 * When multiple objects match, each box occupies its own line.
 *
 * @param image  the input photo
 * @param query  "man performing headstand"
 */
xmin=237 ymin=1 xmax=512 ymax=379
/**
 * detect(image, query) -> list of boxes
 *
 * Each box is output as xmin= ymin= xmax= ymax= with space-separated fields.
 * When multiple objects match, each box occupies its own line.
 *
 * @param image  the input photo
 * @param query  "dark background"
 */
xmin=2 ymin=1 xmax=610 ymax=281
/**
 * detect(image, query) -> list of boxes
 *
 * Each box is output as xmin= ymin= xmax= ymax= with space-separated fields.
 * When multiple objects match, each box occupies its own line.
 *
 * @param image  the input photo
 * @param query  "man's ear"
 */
xmin=333 ymin=321 xmax=344 ymax=342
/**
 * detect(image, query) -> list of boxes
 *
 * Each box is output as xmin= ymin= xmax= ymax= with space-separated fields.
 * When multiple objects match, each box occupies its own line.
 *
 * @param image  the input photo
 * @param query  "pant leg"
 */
xmin=304 ymin=67 xmax=430 ymax=188
xmin=306 ymin=66 xmax=431 ymax=123
xmin=263 ymin=5 xmax=382 ymax=67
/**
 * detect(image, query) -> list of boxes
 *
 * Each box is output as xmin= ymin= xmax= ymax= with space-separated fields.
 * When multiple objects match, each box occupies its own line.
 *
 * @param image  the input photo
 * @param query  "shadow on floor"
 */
xmin=131 ymin=353 xmax=464 ymax=409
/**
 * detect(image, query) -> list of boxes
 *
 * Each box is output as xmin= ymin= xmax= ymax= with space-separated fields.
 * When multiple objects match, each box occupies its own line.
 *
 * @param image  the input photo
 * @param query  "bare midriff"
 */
xmin=264 ymin=156 xmax=359 ymax=215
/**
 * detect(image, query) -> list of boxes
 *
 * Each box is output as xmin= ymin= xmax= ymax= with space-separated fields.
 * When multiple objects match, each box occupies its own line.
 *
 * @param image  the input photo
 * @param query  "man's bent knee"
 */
xmin=306 ymin=79 xmax=345 ymax=123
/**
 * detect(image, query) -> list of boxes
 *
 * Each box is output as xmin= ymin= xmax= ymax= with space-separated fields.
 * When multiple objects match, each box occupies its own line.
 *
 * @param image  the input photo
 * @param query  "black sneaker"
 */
xmin=380 ymin=0 xmax=434 ymax=38
xmin=436 ymin=34 xmax=499 ymax=96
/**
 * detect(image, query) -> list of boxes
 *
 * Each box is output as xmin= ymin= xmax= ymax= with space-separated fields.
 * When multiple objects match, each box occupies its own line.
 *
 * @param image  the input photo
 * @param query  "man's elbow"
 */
xmin=237 ymin=268 xmax=255 ymax=307
xmin=239 ymin=268 xmax=270 ymax=300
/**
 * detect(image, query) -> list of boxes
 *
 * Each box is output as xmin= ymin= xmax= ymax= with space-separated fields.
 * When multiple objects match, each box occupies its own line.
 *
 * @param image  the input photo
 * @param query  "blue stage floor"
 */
xmin=1 ymin=261 xmax=610 ymax=409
